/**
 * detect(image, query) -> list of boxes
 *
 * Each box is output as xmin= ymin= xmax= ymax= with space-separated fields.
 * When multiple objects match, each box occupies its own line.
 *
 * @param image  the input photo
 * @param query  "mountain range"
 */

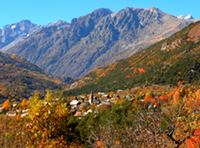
xmin=0 ymin=7 xmax=199 ymax=78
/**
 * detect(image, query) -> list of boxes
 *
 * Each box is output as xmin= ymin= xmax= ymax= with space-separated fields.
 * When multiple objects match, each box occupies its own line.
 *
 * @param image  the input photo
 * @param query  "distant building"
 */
xmin=6 ymin=111 xmax=17 ymax=117
xmin=100 ymin=101 xmax=110 ymax=105
xmin=70 ymin=100 xmax=81 ymax=108
xmin=117 ymin=89 xmax=123 ymax=92
xmin=82 ymin=109 xmax=92 ymax=116
xmin=22 ymin=109 xmax=28 ymax=113
xmin=98 ymin=92 xmax=105 ymax=96
xmin=21 ymin=112 xmax=29 ymax=118
xmin=103 ymin=94 xmax=109 ymax=98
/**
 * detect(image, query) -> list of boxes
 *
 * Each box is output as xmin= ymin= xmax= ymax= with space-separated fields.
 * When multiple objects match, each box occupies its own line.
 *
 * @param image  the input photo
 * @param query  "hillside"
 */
xmin=0 ymin=52 xmax=73 ymax=103
xmin=65 ymin=21 xmax=200 ymax=95
xmin=3 ymin=7 xmax=196 ymax=78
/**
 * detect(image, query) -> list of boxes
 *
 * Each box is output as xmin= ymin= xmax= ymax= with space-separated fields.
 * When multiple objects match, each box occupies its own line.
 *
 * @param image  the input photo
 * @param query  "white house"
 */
xmin=70 ymin=100 xmax=80 ymax=108
xmin=117 ymin=89 xmax=123 ymax=92
xmin=98 ymin=92 xmax=105 ymax=96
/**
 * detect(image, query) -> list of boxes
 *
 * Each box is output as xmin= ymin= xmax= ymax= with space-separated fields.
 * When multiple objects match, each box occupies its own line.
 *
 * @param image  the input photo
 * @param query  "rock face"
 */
xmin=161 ymin=38 xmax=183 ymax=51
xmin=0 ymin=20 xmax=41 ymax=52
xmin=2 ymin=7 xmax=197 ymax=77
xmin=161 ymin=42 xmax=170 ymax=51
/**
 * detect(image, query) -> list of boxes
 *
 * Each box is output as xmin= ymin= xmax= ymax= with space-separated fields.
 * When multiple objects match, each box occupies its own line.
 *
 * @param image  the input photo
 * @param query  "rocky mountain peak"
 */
xmin=92 ymin=8 xmax=112 ymax=16
xmin=0 ymin=20 xmax=40 ymax=51
xmin=18 ymin=19 xmax=33 ymax=31
xmin=148 ymin=7 xmax=160 ymax=12
xmin=19 ymin=19 xmax=31 ymax=25
xmin=77 ymin=8 xmax=112 ymax=23
xmin=47 ymin=20 xmax=69 ymax=27
xmin=71 ymin=18 xmax=78 ymax=24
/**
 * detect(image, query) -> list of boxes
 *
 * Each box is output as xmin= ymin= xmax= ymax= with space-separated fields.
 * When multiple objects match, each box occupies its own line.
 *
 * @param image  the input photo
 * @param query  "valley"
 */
xmin=0 ymin=5 xmax=200 ymax=148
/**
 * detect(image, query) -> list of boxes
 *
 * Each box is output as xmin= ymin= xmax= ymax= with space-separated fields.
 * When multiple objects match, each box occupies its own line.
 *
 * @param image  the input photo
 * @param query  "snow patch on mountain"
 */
xmin=177 ymin=14 xmax=194 ymax=20
xmin=185 ymin=14 xmax=194 ymax=19
xmin=11 ymin=25 xmax=16 ymax=29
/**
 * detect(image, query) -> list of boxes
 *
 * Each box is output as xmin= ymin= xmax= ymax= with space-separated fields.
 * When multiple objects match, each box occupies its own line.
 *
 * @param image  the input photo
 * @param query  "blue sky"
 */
xmin=0 ymin=0 xmax=199 ymax=29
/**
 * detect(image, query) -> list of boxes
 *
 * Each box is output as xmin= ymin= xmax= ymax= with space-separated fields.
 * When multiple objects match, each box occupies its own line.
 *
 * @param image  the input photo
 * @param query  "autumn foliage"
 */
xmin=3 ymin=99 xmax=11 ymax=109
xmin=138 ymin=68 xmax=145 ymax=73
xmin=1 ymin=85 xmax=200 ymax=147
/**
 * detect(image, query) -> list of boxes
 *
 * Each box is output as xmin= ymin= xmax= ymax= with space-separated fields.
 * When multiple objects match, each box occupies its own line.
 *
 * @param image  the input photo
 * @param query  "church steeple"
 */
xmin=89 ymin=90 xmax=93 ymax=105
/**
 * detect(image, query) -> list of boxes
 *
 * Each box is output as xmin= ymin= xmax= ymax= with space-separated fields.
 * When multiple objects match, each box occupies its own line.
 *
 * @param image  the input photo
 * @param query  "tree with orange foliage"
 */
xmin=172 ymin=89 xmax=180 ymax=106
xmin=3 ymin=99 xmax=11 ymax=109
xmin=96 ymin=141 xmax=104 ymax=147
xmin=138 ymin=68 xmax=145 ymax=73
xmin=21 ymin=99 xmax=28 ymax=108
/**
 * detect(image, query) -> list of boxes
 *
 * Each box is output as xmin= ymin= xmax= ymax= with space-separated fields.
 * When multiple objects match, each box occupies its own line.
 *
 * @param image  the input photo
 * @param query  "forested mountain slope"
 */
xmin=65 ymin=21 xmax=200 ymax=95
xmin=0 ymin=52 xmax=72 ymax=103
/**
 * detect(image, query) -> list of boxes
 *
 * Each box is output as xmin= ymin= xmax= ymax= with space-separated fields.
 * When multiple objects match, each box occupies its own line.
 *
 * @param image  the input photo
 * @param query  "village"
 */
xmin=0 ymin=89 xmax=136 ymax=118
